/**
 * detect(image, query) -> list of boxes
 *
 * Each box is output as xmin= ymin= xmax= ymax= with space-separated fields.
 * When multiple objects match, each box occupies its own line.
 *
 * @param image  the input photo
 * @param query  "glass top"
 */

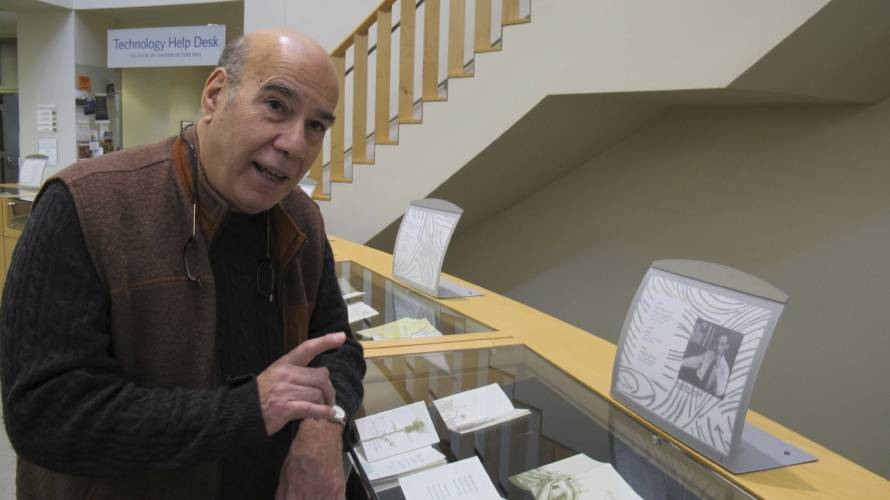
xmin=3 ymin=196 xmax=33 ymax=230
xmin=349 ymin=345 xmax=753 ymax=500
xmin=334 ymin=260 xmax=492 ymax=339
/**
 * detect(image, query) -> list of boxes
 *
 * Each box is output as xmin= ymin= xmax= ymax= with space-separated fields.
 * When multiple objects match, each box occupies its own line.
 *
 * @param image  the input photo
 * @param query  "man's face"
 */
xmin=198 ymin=37 xmax=337 ymax=213
xmin=717 ymin=335 xmax=729 ymax=355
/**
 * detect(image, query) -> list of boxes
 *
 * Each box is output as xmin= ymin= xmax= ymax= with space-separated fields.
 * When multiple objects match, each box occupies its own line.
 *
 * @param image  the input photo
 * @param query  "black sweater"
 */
xmin=0 ymin=182 xmax=365 ymax=498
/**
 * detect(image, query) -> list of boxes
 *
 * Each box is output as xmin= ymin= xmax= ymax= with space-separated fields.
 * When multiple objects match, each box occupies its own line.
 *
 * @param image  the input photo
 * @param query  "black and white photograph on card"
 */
xmin=677 ymin=319 xmax=743 ymax=399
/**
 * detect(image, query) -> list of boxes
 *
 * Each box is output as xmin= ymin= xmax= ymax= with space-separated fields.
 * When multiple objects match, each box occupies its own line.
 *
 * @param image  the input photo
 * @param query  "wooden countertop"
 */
xmin=331 ymin=236 xmax=890 ymax=500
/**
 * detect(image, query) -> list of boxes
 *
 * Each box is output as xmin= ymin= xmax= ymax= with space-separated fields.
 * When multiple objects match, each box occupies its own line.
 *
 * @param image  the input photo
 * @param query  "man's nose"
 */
xmin=275 ymin=123 xmax=307 ymax=160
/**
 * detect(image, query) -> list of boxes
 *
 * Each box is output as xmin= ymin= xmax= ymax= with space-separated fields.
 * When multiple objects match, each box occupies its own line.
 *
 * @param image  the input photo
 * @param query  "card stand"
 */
xmin=729 ymin=423 xmax=817 ymax=474
xmin=435 ymin=276 xmax=483 ymax=298
xmin=611 ymin=259 xmax=817 ymax=475
xmin=392 ymin=199 xmax=482 ymax=299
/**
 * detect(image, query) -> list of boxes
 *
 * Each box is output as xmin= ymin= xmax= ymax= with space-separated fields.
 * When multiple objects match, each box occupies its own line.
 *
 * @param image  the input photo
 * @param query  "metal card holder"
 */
xmin=392 ymin=199 xmax=481 ymax=299
xmin=610 ymin=259 xmax=816 ymax=474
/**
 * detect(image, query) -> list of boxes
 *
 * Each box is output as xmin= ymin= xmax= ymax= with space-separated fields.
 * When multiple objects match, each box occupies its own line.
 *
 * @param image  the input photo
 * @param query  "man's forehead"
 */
xmin=247 ymin=51 xmax=338 ymax=102
xmin=254 ymin=76 xmax=337 ymax=112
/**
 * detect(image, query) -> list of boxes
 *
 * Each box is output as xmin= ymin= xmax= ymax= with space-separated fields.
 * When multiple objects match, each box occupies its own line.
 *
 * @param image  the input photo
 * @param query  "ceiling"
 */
xmin=0 ymin=1 xmax=244 ymax=40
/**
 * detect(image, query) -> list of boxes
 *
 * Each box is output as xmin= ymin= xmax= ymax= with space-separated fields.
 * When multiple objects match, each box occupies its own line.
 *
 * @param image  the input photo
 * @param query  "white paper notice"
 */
xmin=347 ymin=301 xmax=379 ymax=324
xmin=338 ymin=277 xmax=364 ymax=301
xmin=36 ymin=139 xmax=58 ymax=167
xmin=355 ymin=401 xmax=440 ymax=462
xmin=356 ymin=446 xmax=446 ymax=483
xmin=433 ymin=383 xmax=530 ymax=433
xmin=632 ymin=293 xmax=686 ymax=373
xmin=399 ymin=457 xmax=502 ymax=500
xmin=36 ymin=104 xmax=57 ymax=133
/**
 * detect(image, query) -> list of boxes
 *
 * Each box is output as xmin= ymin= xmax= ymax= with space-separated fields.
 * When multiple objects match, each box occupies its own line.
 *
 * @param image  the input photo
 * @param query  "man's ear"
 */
xmin=200 ymin=68 xmax=228 ymax=120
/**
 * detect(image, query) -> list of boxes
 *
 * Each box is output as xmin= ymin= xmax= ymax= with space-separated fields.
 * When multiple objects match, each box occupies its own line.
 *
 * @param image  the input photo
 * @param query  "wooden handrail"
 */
xmin=448 ymin=0 xmax=471 ymax=77
xmin=308 ymin=148 xmax=327 ymax=199
xmin=317 ymin=0 xmax=532 ymax=200
xmin=422 ymin=0 xmax=442 ymax=101
xmin=475 ymin=0 xmax=492 ymax=52
xmin=332 ymin=0 xmax=397 ymax=57
xmin=503 ymin=0 xmax=529 ymax=25
xmin=351 ymin=31 xmax=372 ymax=164
xmin=374 ymin=9 xmax=395 ymax=144
xmin=398 ymin=0 xmax=418 ymax=122
xmin=329 ymin=55 xmax=346 ymax=181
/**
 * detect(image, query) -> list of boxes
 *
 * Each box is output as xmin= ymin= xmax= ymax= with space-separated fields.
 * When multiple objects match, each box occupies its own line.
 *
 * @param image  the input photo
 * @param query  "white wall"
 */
xmin=244 ymin=0 xmax=378 ymax=51
xmin=17 ymin=7 xmax=76 ymax=174
xmin=292 ymin=0 xmax=377 ymax=52
xmin=444 ymin=98 xmax=890 ymax=480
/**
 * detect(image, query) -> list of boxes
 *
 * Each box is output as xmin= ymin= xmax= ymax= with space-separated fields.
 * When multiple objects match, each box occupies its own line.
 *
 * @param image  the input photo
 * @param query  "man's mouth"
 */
xmin=252 ymin=162 xmax=288 ymax=182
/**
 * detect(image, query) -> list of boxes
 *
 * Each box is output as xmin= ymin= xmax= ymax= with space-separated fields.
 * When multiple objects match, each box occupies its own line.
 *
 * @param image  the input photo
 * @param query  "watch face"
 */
xmin=332 ymin=404 xmax=346 ymax=424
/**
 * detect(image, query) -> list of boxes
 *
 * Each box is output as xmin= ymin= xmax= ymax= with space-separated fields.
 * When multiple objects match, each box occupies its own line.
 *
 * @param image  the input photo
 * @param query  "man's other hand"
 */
xmin=256 ymin=331 xmax=346 ymax=435
xmin=275 ymin=419 xmax=346 ymax=500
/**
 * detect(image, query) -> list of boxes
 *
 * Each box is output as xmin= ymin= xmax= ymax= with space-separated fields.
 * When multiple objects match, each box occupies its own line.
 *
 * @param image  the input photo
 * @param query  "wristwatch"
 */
xmin=330 ymin=404 xmax=347 ymax=427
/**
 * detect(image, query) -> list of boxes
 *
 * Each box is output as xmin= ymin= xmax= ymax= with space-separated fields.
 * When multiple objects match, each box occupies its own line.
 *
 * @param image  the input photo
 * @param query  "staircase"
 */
xmin=316 ymin=0 xmax=887 ymax=245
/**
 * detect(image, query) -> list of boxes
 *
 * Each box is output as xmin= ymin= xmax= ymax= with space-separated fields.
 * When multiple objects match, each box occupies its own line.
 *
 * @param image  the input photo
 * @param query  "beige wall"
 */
xmin=0 ymin=43 xmax=16 ymax=89
xmin=444 ymin=98 xmax=890 ymax=479
xmin=115 ymin=1 xmax=242 ymax=147
xmin=121 ymin=66 xmax=206 ymax=147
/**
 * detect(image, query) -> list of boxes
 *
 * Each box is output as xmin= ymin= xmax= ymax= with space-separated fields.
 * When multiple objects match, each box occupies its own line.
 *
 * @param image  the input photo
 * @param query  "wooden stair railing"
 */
xmin=309 ymin=0 xmax=531 ymax=200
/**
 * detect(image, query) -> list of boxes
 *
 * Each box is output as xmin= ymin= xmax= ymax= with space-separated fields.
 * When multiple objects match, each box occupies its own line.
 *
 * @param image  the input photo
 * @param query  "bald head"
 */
xmin=217 ymin=29 xmax=338 ymax=104
xmin=196 ymin=28 xmax=340 ymax=213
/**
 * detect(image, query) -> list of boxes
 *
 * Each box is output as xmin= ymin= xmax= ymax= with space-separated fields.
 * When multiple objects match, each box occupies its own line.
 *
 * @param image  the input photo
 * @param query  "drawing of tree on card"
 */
xmin=355 ymin=401 xmax=440 ymax=462
xmin=363 ymin=418 xmax=428 ymax=448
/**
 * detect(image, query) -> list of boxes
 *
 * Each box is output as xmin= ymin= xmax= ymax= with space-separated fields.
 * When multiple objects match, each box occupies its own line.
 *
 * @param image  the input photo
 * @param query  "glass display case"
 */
xmin=349 ymin=345 xmax=754 ymax=500
xmin=335 ymin=260 xmax=492 ymax=338
xmin=4 ymin=196 xmax=32 ymax=232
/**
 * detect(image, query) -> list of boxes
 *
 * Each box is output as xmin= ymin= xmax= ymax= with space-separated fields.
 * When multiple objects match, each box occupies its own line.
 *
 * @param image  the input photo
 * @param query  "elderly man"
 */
xmin=0 ymin=29 xmax=364 ymax=500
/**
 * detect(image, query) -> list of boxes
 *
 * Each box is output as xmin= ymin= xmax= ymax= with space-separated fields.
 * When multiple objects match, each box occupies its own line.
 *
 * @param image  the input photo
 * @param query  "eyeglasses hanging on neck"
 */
xmin=181 ymin=128 xmax=203 ymax=288
xmin=180 ymin=126 xmax=276 ymax=301
xmin=257 ymin=211 xmax=275 ymax=302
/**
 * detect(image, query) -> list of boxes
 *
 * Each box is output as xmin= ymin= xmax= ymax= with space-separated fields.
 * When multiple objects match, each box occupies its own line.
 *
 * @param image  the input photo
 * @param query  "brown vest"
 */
xmin=16 ymin=133 xmax=328 ymax=500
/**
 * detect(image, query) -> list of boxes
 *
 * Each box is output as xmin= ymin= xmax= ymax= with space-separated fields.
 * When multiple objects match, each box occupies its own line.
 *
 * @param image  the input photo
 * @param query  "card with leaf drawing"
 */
xmin=355 ymin=401 xmax=441 ymax=462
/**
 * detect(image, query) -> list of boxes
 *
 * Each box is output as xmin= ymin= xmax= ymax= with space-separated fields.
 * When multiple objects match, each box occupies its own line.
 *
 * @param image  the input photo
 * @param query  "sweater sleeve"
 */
xmin=0 ymin=182 xmax=267 ymax=478
xmin=307 ymin=240 xmax=366 ymax=418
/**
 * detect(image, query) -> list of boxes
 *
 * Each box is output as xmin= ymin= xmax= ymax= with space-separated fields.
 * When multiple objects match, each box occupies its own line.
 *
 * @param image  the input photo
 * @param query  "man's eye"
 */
xmin=266 ymin=99 xmax=284 ymax=112
xmin=309 ymin=121 xmax=327 ymax=133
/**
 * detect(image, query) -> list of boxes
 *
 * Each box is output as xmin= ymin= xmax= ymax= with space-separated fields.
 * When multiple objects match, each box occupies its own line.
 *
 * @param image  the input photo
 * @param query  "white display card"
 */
xmin=392 ymin=200 xmax=462 ymax=297
xmin=433 ymin=382 xmax=530 ymax=434
xmin=355 ymin=401 xmax=440 ymax=462
xmin=398 ymin=456 xmax=502 ymax=500
xmin=510 ymin=454 xmax=642 ymax=500
xmin=355 ymin=445 xmax=446 ymax=488
xmin=610 ymin=262 xmax=808 ymax=473
xmin=347 ymin=301 xmax=379 ymax=324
